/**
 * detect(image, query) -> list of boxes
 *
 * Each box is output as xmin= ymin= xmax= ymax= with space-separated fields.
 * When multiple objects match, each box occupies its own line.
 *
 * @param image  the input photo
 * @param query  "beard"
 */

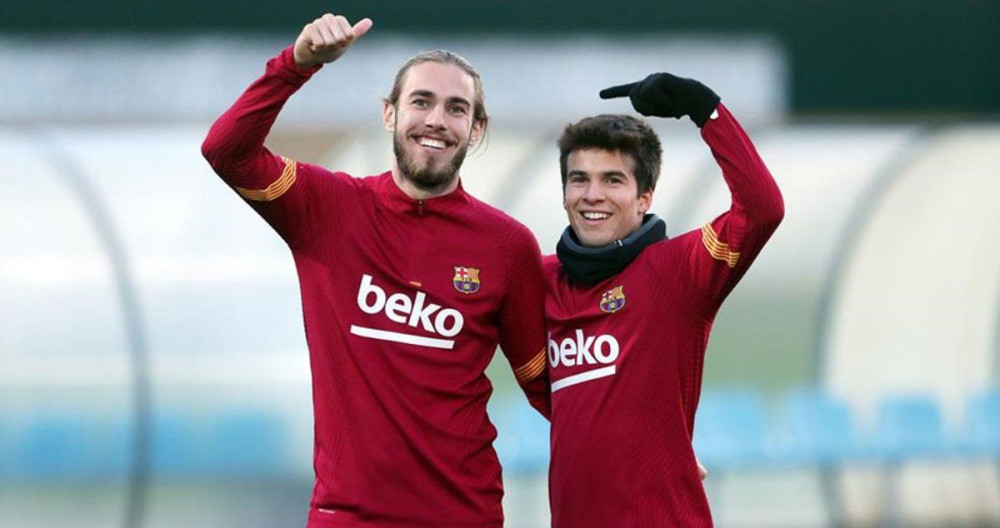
xmin=393 ymin=131 xmax=470 ymax=192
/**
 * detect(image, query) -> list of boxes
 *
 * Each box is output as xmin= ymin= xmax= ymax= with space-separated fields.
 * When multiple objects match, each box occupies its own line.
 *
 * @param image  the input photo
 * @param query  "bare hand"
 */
xmin=293 ymin=14 xmax=373 ymax=68
xmin=697 ymin=460 xmax=708 ymax=481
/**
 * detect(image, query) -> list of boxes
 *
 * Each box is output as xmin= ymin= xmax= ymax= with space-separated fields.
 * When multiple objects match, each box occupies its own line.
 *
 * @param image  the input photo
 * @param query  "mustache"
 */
xmin=393 ymin=132 xmax=471 ymax=192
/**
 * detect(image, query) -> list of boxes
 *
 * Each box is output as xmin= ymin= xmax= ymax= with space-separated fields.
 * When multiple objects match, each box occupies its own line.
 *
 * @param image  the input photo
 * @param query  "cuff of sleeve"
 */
xmin=699 ymin=103 xmax=727 ymax=137
xmin=270 ymin=45 xmax=323 ymax=83
xmin=691 ymin=95 xmax=721 ymax=128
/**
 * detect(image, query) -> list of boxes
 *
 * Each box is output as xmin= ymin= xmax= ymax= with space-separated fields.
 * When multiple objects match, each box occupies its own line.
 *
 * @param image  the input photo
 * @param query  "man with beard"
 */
xmin=201 ymin=13 xmax=549 ymax=528
xmin=544 ymin=74 xmax=783 ymax=526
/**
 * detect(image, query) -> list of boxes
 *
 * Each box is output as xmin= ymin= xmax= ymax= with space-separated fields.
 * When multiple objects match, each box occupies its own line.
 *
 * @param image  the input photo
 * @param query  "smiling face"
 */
xmin=383 ymin=61 xmax=483 ymax=197
xmin=563 ymin=148 xmax=653 ymax=247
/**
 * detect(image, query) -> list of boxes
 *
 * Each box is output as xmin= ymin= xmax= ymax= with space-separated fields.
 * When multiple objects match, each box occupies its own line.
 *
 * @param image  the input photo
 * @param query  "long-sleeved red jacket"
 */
xmin=202 ymin=46 xmax=549 ymax=528
xmin=545 ymin=104 xmax=784 ymax=527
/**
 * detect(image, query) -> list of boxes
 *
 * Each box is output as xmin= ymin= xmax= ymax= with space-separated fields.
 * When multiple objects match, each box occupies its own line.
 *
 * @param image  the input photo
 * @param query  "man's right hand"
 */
xmin=293 ymin=14 xmax=373 ymax=69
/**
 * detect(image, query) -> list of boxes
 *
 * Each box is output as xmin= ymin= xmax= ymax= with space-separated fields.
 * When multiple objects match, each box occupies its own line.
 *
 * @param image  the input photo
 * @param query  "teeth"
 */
xmin=582 ymin=212 xmax=610 ymax=220
xmin=418 ymin=137 xmax=447 ymax=149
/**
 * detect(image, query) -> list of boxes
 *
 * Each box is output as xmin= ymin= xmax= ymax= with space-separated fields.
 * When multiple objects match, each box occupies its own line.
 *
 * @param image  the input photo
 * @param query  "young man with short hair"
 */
xmin=201 ymin=13 xmax=548 ymax=528
xmin=545 ymin=73 xmax=784 ymax=526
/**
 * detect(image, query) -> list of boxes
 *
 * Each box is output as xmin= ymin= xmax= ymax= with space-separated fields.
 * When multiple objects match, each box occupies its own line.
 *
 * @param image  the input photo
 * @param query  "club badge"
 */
xmin=453 ymin=266 xmax=481 ymax=294
xmin=599 ymin=285 xmax=626 ymax=313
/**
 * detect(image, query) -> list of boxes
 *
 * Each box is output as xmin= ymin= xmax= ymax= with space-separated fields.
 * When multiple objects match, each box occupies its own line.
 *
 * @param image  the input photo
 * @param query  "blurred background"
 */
xmin=2 ymin=1 xmax=999 ymax=527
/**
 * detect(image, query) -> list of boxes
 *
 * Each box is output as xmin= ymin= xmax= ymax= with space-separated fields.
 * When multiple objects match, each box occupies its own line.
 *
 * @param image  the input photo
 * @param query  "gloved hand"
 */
xmin=599 ymin=73 xmax=720 ymax=127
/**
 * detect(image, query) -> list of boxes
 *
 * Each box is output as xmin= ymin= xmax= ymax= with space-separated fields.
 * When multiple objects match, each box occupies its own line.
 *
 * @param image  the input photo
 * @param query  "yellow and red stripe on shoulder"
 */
xmin=514 ymin=348 xmax=547 ymax=383
xmin=701 ymin=223 xmax=740 ymax=268
xmin=234 ymin=156 xmax=297 ymax=202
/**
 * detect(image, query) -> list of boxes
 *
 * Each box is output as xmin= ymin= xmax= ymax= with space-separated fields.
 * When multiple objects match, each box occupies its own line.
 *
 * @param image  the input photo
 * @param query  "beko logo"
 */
xmin=350 ymin=274 xmax=464 ymax=350
xmin=548 ymin=330 xmax=620 ymax=367
xmin=547 ymin=330 xmax=619 ymax=392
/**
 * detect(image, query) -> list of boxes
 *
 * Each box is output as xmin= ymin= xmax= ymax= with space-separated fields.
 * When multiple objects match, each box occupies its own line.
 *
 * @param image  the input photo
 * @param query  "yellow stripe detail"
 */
xmin=514 ymin=348 xmax=547 ymax=382
xmin=701 ymin=223 xmax=739 ymax=268
xmin=234 ymin=156 xmax=297 ymax=202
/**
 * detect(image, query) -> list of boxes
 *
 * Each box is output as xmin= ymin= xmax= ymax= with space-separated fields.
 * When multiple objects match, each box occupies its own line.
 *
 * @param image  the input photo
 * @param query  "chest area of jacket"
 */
xmin=545 ymin=271 xmax=689 ymax=392
xmin=305 ymin=234 xmax=508 ymax=352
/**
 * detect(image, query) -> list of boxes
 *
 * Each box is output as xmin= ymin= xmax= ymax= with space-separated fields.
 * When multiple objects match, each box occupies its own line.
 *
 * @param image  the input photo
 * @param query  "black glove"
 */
xmin=599 ymin=73 xmax=720 ymax=127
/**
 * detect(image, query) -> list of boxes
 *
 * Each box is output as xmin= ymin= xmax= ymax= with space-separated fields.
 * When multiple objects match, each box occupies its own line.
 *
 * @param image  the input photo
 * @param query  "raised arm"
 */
xmin=601 ymin=73 xmax=784 ymax=309
xmin=200 ymin=14 xmax=371 ymax=245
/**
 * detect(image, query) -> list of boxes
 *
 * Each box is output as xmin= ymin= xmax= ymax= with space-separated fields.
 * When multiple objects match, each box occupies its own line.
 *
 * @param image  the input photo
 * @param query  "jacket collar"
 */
xmin=375 ymin=171 xmax=469 ymax=215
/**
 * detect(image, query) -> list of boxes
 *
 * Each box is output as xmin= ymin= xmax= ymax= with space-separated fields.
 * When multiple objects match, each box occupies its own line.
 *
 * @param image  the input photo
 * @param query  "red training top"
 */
xmin=202 ymin=46 xmax=550 ymax=528
xmin=544 ymin=104 xmax=784 ymax=527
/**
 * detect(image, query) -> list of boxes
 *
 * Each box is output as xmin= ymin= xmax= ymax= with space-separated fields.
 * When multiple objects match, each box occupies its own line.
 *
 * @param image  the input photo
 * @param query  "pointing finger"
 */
xmin=599 ymin=82 xmax=637 ymax=99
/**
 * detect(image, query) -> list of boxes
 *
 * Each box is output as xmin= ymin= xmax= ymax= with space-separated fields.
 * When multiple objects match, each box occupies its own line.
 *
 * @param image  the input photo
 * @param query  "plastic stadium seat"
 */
xmin=86 ymin=413 xmax=132 ymax=480
xmin=874 ymin=394 xmax=949 ymax=461
xmin=204 ymin=410 xmax=284 ymax=477
xmin=494 ymin=402 xmax=549 ymax=476
xmin=0 ymin=418 xmax=10 ymax=479
xmin=774 ymin=389 xmax=860 ymax=466
xmin=152 ymin=411 xmax=205 ymax=476
xmin=7 ymin=414 xmax=95 ymax=480
xmin=693 ymin=390 xmax=769 ymax=470
xmin=966 ymin=390 xmax=1000 ymax=456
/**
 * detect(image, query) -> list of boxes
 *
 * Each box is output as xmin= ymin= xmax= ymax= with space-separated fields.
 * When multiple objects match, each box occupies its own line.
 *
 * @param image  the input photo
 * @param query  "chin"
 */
xmin=578 ymin=232 xmax=612 ymax=248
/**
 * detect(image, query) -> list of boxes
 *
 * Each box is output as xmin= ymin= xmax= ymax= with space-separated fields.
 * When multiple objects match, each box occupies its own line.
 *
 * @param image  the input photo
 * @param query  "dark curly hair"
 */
xmin=557 ymin=114 xmax=662 ymax=196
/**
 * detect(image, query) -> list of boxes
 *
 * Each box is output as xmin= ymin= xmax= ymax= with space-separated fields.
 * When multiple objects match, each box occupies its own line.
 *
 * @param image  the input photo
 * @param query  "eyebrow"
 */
xmin=409 ymin=90 xmax=471 ymax=108
xmin=567 ymin=170 xmax=628 ymax=178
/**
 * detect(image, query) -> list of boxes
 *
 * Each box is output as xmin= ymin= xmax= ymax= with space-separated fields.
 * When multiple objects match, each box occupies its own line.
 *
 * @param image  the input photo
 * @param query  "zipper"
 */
xmin=409 ymin=200 xmax=426 ymax=288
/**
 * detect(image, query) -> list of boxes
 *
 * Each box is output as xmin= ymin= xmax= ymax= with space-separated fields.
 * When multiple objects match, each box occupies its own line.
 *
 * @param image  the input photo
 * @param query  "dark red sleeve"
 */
xmin=200 ymin=46 xmax=338 ymax=248
xmin=497 ymin=225 xmax=551 ymax=419
xmin=683 ymin=103 xmax=785 ymax=311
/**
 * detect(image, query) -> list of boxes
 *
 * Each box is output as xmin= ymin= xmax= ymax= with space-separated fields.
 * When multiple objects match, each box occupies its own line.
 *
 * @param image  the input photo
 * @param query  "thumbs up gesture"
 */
xmin=293 ymin=14 xmax=373 ymax=68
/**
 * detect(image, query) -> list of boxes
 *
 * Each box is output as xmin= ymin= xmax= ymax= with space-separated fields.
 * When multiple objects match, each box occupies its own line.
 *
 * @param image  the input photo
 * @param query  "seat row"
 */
xmin=493 ymin=388 xmax=1000 ymax=474
xmin=5 ymin=388 xmax=998 ymax=481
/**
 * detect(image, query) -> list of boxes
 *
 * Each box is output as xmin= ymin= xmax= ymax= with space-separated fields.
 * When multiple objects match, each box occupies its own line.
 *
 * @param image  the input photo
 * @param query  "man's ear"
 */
xmin=382 ymin=102 xmax=396 ymax=132
xmin=470 ymin=119 xmax=485 ymax=144
xmin=638 ymin=189 xmax=653 ymax=215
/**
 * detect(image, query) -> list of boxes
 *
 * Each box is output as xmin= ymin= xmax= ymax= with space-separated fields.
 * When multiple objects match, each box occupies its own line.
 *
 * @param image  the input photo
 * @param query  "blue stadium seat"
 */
xmin=965 ymin=389 xmax=1000 ymax=456
xmin=773 ymin=389 xmax=861 ymax=466
xmin=874 ymin=394 xmax=949 ymax=461
xmin=693 ymin=390 xmax=769 ymax=470
xmin=152 ymin=410 xmax=205 ymax=476
xmin=495 ymin=402 xmax=549 ymax=476
xmin=7 ymin=413 xmax=95 ymax=480
xmin=204 ymin=410 xmax=285 ymax=477
xmin=0 ymin=416 xmax=10 ymax=479
xmin=87 ymin=413 xmax=132 ymax=481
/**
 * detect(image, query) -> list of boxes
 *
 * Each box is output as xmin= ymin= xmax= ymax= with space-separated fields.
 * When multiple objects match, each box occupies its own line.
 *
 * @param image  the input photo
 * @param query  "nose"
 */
xmin=582 ymin=182 xmax=604 ymax=203
xmin=424 ymin=103 xmax=446 ymax=129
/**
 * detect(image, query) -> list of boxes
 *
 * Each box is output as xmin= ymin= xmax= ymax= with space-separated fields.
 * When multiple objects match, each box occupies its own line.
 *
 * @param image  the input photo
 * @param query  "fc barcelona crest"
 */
xmin=599 ymin=285 xmax=626 ymax=313
xmin=453 ymin=266 xmax=481 ymax=294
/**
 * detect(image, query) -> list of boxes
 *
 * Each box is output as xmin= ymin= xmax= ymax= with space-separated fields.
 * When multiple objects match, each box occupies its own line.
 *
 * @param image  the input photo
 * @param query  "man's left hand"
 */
xmin=600 ymin=73 xmax=720 ymax=127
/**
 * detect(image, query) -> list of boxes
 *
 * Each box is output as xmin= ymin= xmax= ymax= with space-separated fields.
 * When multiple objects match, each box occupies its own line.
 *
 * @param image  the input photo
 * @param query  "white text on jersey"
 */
xmin=351 ymin=274 xmax=464 ymax=349
xmin=548 ymin=330 xmax=619 ymax=392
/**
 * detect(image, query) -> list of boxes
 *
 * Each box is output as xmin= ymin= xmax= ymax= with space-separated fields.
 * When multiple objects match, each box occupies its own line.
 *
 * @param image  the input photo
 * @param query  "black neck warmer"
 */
xmin=556 ymin=214 xmax=667 ymax=286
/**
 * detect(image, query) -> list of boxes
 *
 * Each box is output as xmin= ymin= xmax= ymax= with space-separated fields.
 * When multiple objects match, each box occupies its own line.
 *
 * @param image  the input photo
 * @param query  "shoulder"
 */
xmin=541 ymin=254 xmax=563 ymax=281
xmin=629 ymin=233 xmax=697 ymax=270
xmin=300 ymin=163 xmax=382 ymax=194
xmin=295 ymin=160 xmax=352 ymax=181
xmin=463 ymin=193 xmax=538 ymax=249
xmin=542 ymin=254 xmax=561 ymax=272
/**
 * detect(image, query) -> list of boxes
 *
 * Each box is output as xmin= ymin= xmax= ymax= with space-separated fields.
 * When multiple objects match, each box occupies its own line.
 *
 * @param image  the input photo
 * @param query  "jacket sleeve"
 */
xmin=684 ymin=103 xmax=785 ymax=313
xmin=201 ymin=45 xmax=346 ymax=248
xmin=497 ymin=225 xmax=551 ymax=419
